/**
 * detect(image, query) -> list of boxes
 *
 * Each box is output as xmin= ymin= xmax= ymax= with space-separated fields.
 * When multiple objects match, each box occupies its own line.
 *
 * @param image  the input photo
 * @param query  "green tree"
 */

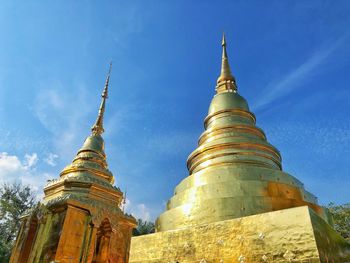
xmin=327 ymin=203 xmax=350 ymax=241
xmin=0 ymin=182 xmax=36 ymax=262
xmin=132 ymin=219 xmax=155 ymax=236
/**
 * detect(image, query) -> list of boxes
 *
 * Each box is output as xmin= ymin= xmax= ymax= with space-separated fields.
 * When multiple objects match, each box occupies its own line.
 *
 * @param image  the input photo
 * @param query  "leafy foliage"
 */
xmin=132 ymin=219 xmax=155 ymax=236
xmin=0 ymin=182 xmax=36 ymax=262
xmin=327 ymin=203 xmax=350 ymax=241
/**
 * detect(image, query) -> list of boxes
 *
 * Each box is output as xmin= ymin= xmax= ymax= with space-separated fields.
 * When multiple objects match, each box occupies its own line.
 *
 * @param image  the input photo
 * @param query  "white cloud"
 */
xmin=124 ymin=198 xmax=151 ymax=221
xmin=0 ymin=152 xmax=52 ymax=196
xmin=252 ymin=34 xmax=348 ymax=111
xmin=24 ymin=153 xmax=38 ymax=169
xmin=0 ymin=152 xmax=38 ymax=174
xmin=135 ymin=204 xmax=151 ymax=221
xmin=0 ymin=152 xmax=23 ymax=173
xmin=44 ymin=152 xmax=59 ymax=167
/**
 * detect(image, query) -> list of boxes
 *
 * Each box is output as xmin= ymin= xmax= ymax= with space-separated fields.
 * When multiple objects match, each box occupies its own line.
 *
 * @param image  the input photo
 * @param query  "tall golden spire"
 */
xmin=91 ymin=62 xmax=112 ymax=135
xmin=216 ymin=33 xmax=237 ymax=93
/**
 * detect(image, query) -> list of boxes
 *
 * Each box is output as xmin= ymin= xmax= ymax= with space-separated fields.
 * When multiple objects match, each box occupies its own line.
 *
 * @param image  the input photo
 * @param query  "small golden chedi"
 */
xmin=10 ymin=64 xmax=136 ymax=263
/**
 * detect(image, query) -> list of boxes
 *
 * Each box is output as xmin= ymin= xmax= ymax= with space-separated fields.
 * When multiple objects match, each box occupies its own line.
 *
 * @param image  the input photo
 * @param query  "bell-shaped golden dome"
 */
xmin=59 ymin=134 xmax=114 ymax=184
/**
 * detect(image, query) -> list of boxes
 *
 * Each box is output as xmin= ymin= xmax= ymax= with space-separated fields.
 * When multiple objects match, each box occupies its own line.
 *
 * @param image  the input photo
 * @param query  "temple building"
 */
xmin=10 ymin=65 xmax=136 ymax=263
xmin=9 ymin=36 xmax=350 ymax=263
xmin=129 ymin=35 xmax=350 ymax=262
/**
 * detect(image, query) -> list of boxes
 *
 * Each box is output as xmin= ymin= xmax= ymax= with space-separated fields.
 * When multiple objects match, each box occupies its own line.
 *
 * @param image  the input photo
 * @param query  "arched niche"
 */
xmin=15 ymin=213 xmax=39 ymax=263
xmin=92 ymin=218 xmax=112 ymax=263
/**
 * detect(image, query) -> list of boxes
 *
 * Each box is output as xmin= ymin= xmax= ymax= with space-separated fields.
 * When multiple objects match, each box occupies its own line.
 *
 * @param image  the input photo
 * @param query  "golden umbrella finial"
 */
xmin=216 ymin=33 xmax=237 ymax=93
xmin=91 ymin=62 xmax=112 ymax=135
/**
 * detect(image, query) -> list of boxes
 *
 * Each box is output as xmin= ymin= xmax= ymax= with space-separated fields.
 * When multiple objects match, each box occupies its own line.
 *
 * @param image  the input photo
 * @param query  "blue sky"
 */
xmin=0 ymin=1 xmax=349 ymax=221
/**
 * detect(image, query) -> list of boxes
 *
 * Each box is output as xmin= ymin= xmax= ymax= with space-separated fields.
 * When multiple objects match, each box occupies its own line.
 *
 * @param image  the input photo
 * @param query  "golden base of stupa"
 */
xmin=130 ymin=206 xmax=350 ymax=263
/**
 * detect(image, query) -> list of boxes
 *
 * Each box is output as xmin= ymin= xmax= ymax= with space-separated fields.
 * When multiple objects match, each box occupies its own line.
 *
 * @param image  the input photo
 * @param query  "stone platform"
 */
xmin=130 ymin=206 xmax=350 ymax=263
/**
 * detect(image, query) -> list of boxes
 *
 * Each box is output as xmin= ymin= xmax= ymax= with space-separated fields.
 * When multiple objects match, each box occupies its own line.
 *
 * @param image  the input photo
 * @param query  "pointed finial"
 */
xmin=222 ymin=32 xmax=227 ymax=58
xmin=91 ymin=62 xmax=112 ymax=135
xmin=216 ymin=33 xmax=237 ymax=93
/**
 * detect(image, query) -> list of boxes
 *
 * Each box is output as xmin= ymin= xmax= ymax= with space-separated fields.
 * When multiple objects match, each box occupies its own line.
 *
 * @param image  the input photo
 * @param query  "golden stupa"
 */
xmin=129 ymin=35 xmax=350 ymax=262
xmin=10 ymin=64 xmax=136 ymax=263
